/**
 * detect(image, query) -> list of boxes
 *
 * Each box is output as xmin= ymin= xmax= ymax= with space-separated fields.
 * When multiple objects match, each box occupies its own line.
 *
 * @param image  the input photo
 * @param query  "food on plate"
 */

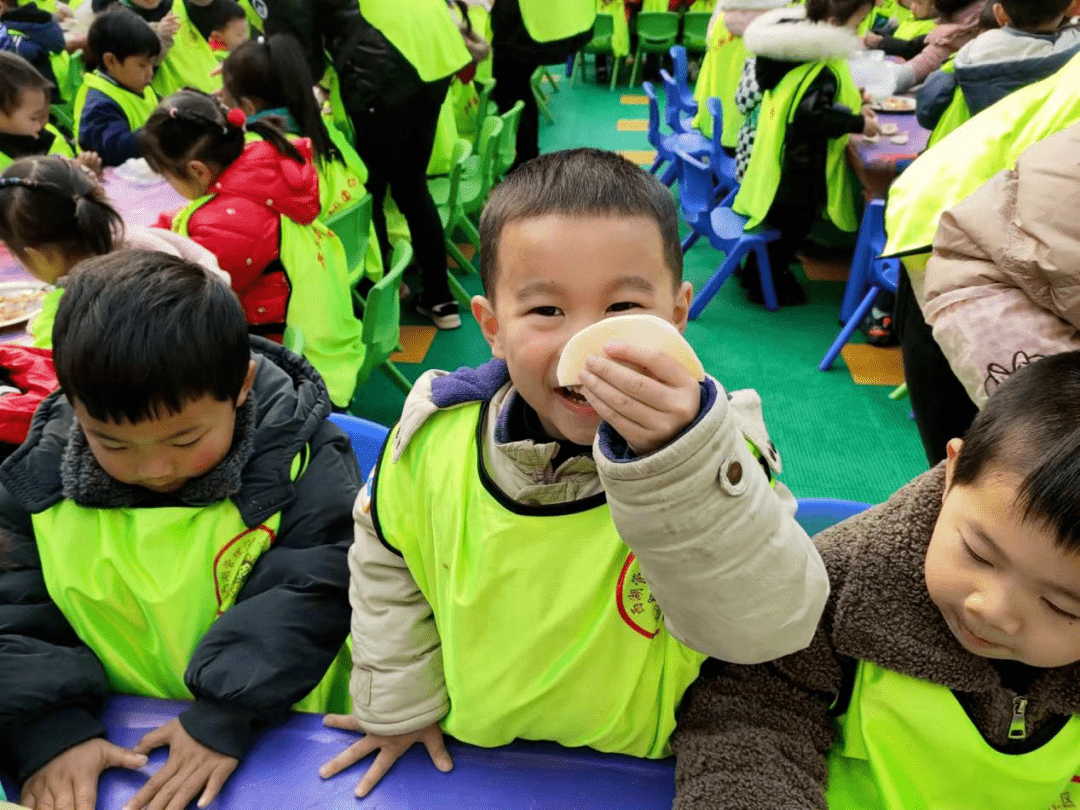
xmin=879 ymin=122 xmax=899 ymax=135
xmin=881 ymin=96 xmax=916 ymax=112
xmin=861 ymin=134 xmax=881 ymax=143
xmin=0 ymin=288 xmax=46 ymax=324
xmin=890 ymin=132 xmax=910 ymax=145
xmin=555 ymin=314 xmax=706 ymax=386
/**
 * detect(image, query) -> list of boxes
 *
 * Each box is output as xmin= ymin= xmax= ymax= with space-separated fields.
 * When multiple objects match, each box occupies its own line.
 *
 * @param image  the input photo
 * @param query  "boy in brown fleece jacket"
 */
xmin=672 ymin=351 xmax=1080 ymax=809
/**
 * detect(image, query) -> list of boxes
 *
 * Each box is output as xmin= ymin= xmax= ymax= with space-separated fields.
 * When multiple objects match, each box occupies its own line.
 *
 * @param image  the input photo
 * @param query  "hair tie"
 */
xmin=168 ymin=107 xmax=179 ymax=119
xmin=226 ymin=108 xmax=247 ymax=131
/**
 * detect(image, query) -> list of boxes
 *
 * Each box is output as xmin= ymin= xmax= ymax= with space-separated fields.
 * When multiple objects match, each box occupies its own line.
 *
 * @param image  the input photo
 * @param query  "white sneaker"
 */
xmin=416 ymin=300 xmax=461 ymax=330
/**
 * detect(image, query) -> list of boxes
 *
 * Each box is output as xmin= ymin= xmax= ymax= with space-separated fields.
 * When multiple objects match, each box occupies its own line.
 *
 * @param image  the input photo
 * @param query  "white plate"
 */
xmin=0 ymin=281 xmax=50 ymax=328
xmin=871 ymin=96 xmax=916 ymax=113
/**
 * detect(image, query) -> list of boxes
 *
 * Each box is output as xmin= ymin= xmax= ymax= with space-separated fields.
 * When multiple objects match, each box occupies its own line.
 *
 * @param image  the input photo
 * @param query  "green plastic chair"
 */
xmin=681 ymin=11 xmax=711 ymax=54
xmin=531 ymin=66 xmax=556 ymax=124
xmin=324 ymin=193 xmax=372 ymax=289
xmin=428 ymin=139 xmax=478 ymax=307
xmin=460 ymin=115 xmax=503 ymax=220
xmin=493 ymin=99 xmax=524 ymax=182
xmin=630 ymin=12 xmax=679 ymax=86
xmin=352 ymin=239 xmax=414 ymax=398
xmin=472 ymin=79 xmax=497 ymax=150
xmin=572 ymin=14 xmax=619 ymax=90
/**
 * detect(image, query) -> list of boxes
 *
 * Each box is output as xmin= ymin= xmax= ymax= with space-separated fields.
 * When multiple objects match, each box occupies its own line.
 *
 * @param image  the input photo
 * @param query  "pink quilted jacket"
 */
xmin=922 ymin=121 xmax=1080 ymax=408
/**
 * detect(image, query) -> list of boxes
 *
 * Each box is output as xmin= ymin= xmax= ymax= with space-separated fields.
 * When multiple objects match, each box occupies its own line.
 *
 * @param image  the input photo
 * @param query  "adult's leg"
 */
xmin=492 ymin=49 xmax=540 ymax=168
xmin=895 ymin=266 xmax=978 ymax=466
xmin=350 ymin=78 xmax=455 ymax=313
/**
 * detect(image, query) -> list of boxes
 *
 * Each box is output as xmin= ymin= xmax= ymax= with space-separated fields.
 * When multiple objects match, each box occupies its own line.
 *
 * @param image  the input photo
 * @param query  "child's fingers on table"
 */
xmin=196 ymin=760 xmax=236 ymax=809
xmin=421 ymin=730 xmax=454 ymax=773
xmin=355 ymin=748 xmax=406 ymax=798
xmin=132 ymin=724 xmax=169 ymax=755
xmin=322 ymin=713 xmax=361 ymax=732
xmin=123 ymin=754 xmax=182 ymax=810
xmin=319 ymin=735 xmax=379 ymax=778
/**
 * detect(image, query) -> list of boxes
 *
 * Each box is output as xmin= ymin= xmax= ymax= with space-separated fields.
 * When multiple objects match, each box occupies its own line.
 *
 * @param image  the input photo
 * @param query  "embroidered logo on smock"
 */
xmin=213 ymin=524 xmax=275 ymax=613
xmin=616 ymin=553 xmax=662 ymax=639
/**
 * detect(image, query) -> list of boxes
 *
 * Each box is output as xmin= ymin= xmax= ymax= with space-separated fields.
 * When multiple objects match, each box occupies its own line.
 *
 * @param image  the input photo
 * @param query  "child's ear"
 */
xmin=991 ymin=2 xmax=1010 ymax=26
xmin=187 ymin=159 xmax=215 ymax=189
xmin=471 ymin=295 xmax=505 ymax=358
xmin=101 ymin=52 xmax=120 ymax=74
xmin=672 ymin=281 xmax=692 ymax=334
xmin=235 ymin=359 xmax=257 ymax=408
xmin=942 ymin=438 xmax=964 ymax=496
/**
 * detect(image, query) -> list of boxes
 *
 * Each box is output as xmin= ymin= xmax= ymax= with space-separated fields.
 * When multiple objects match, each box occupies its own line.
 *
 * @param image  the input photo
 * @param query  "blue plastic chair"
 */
xmin=643 ymin=81 xmax=710 ymax=187
xmin=795 ymin=498 xmax=872 ymax=536
xmin=675 ymin=145 xmax=783 ymax=315
xmin=328 ymin=412 xmax=390 ymax=479
xmin=819 ymin=200 xmax=900 ymax=370
xmin=669 ymin=46 xmax=698 ymax=120
xmin=704 ymin=97 xmax=738 ymax=200
xmin=660 ymin=69 xmax=693 ymax=134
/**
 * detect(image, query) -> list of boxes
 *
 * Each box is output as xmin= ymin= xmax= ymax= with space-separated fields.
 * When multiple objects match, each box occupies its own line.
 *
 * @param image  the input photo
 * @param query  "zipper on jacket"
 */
xmin=1008 ymin=696 xmax=1028 ymax=740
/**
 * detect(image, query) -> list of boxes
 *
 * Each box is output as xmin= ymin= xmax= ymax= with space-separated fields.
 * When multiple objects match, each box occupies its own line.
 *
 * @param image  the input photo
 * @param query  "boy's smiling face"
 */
xmin=72 ymin=362 xmax=255 ymax=494
xmin=926 ymin=440 xmax=1080 ymax=668
xmin=472 ymin=214 xmax=691 ymax=447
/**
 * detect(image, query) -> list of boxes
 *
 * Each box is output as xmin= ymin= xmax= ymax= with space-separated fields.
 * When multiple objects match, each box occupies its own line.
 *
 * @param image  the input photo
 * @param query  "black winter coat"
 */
xmin=0 ymin=338 xmax=361 ymax=783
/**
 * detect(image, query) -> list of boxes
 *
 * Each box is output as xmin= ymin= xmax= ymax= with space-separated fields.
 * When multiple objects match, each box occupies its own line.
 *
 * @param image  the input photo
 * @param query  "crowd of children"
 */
xmin=0 ymin=0 xmax=1079 ymax=808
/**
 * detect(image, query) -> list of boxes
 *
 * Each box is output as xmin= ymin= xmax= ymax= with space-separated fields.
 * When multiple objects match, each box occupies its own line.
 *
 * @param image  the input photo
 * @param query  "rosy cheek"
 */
xmin=189 ymin=443 xmax=229 ymax=476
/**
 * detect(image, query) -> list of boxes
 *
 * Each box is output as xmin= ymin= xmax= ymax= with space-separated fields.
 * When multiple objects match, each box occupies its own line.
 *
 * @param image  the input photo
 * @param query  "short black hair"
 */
xmin=951 ymin=351 xmax=1080 ymax=552
xmin=86 ymin=6 xmax=162 ymax=73
xmin=0 ymin=52 xmax=52 ymax=116
xmin=1000 ymin=0 xmax=1071 ymax=29
xmin=209 ymin=0 xmax=247 ymax=31
xmin=478 ymin=148 xmax=682 ymax=297
xmin=53 ymin=251 xmax=251 ymax=424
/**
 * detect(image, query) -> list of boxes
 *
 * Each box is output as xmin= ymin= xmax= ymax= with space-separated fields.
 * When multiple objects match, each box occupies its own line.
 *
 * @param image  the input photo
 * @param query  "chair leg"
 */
xmin=647 ymin=155 xmax=665 ymax=175
xmin=565 ymin=54 xmax=575 ymax=77
xmin=610 ymin=55 xmax=620 ymax=91
xmin=544 ymin=67 xmax=559 ymax=93
xmin=457 ymin=215 xmax=482 ymax=258
xmin=448 ymin=272 xmax=472 ymax=308
xmin=688 ymin=245 xmax=748 ymax=320
xmin=629 ymin=45 xmax=643 ymax=87
xmin=753 ymin=243 xmax=779 ymax=313
xmin=818 ymin=286 xmax=880 ymax=371
xmin=381 ymin=361 xmax=414 ymax=395
xmin=535 ymin=88 xmax=555 ymax=124
xmin=571 ymin=52 xmax=582 ymax=86
xmin=659 ymin=161 xmax=678 ymax=187
xmin=681 ymin=230 xmax=701 ymax=253
xmin=446 ymin=239 xmax=476 ymax=275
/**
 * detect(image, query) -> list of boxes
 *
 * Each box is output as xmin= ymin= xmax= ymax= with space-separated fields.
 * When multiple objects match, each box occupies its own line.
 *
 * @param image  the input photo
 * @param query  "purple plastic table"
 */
xmin=0 ymin=170 xmax=187 ymax=344
xmin=2 ymin=696 xmax=677 ymax=809
xmin=847 ymin=112 xmax=930 ymax=199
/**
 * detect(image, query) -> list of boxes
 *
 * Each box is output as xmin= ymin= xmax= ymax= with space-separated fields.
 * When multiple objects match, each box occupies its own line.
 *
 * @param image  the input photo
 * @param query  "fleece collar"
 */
xmin=828 ymin=465 xmax=1080 ymax=713
xmin=744 ymin=5 xmax=862 ymax=62
xmin=58 ymin=395 xmax=256 ymax=508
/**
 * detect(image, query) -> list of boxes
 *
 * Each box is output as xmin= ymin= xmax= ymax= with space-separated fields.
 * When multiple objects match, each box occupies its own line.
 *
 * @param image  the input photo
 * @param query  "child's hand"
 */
xmin=21 ymin=738 xmax=148 ymax=810
xmin=319 ymin=714 xmax=452 ymax=798
xmin=159 ymin=11 xmax=181 ymax=38
xmin=123 ymin=719 xmax=238 ymax=810
xmin=75 ymin=151 xmax=102 ymax=175
xmin=862 ymin=109 xmax=882 ymax=137
xmin=864 ymin=32 xmax=884 ymax=47
xmin=579 ymin=341 xmax=701 ymax=455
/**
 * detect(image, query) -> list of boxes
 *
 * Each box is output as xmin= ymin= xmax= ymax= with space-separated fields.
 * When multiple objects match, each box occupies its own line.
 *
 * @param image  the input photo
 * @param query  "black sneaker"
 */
xmin=416 ymin=299 xmax=461 ymax=330
xmin=743 ymin=264 xmax=806 ymax=307
xmin=861 ymin=306 xmax=897 ymax=347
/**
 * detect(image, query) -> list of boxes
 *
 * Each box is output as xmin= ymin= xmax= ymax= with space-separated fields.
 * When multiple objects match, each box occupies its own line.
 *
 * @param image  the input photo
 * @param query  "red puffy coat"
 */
xmin=157 ymin=139 xmax=321 ymax=331
xmin=0 ymin=346 xmax=56 ymax=447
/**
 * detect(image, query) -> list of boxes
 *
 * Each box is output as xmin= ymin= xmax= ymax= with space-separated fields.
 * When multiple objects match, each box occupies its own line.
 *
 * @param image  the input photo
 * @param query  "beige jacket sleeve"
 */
xmin=596 ymin=379 xmax=829 ymax=664
xmin=348 ymin=488 xmax=448 ymax=736
xmin=923 ymin=125 xmax=1080 ymax=408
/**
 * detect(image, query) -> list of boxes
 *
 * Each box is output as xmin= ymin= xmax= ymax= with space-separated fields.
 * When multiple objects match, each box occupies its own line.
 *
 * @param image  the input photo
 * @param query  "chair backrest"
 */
xmin=494 ymin=99 xmax=524 ymax=180
xmin=642 ymin=81 xmax=663 ymax=151
xmin=673 ymin=146 xmax=714 ymax=220
xmin=659 ymin=69 xmax=686 ymax=132
xmin=327 ymin=413 xmax=390 ymax=479
xmin=794 ymin=498 xmax=872 ymax=536
xmin=636 ymin=11 xmax=680 ymax=41
xmin=681 ymin=11 xmax=711 ymax=50
xmin=325 ymin=193 xmax=372 ymax=282
xmin=472 ymin=79 xmax=497 ymax=150
xmin=670 ymin=45 xmax=690 ymax=96
xmin=442 ymin=138 xmax=474 ymax=218
xmin=359 ymin=239 xmax=413 ymax=379
xmin=705 ymin=96 xmax=737 ymax=189
xmin=585 ymin=12 xmax=615 ymax=51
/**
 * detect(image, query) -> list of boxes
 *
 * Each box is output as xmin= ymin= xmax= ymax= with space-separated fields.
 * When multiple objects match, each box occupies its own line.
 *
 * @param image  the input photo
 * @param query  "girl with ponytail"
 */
xmin=221 ymin=32 xmax=383 ymax=287
xmin=139 ymin=89 xmax=364 ymax=409
xmin=0 ymin=154 xmax=224 ymax=346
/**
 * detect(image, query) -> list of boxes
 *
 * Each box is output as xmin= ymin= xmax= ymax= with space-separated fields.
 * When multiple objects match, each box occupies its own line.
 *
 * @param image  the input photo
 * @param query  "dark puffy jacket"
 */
xmin=255 ymin=0 xmax=426 ymax=112
xmin=490 ymin=0 xmax=593 ymax=65
xmin=1 ymin=4 xmax=65 ymax=90
xmin=0 ymin=338 xmax=360 ymax=782
xmin=755 ymin=57 xmax=864 ymax=210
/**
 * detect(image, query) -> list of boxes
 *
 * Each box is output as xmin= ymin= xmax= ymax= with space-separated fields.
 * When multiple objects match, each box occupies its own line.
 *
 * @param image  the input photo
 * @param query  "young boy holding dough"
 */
xmin=320 ymin=147 xmax=829 ymax=797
